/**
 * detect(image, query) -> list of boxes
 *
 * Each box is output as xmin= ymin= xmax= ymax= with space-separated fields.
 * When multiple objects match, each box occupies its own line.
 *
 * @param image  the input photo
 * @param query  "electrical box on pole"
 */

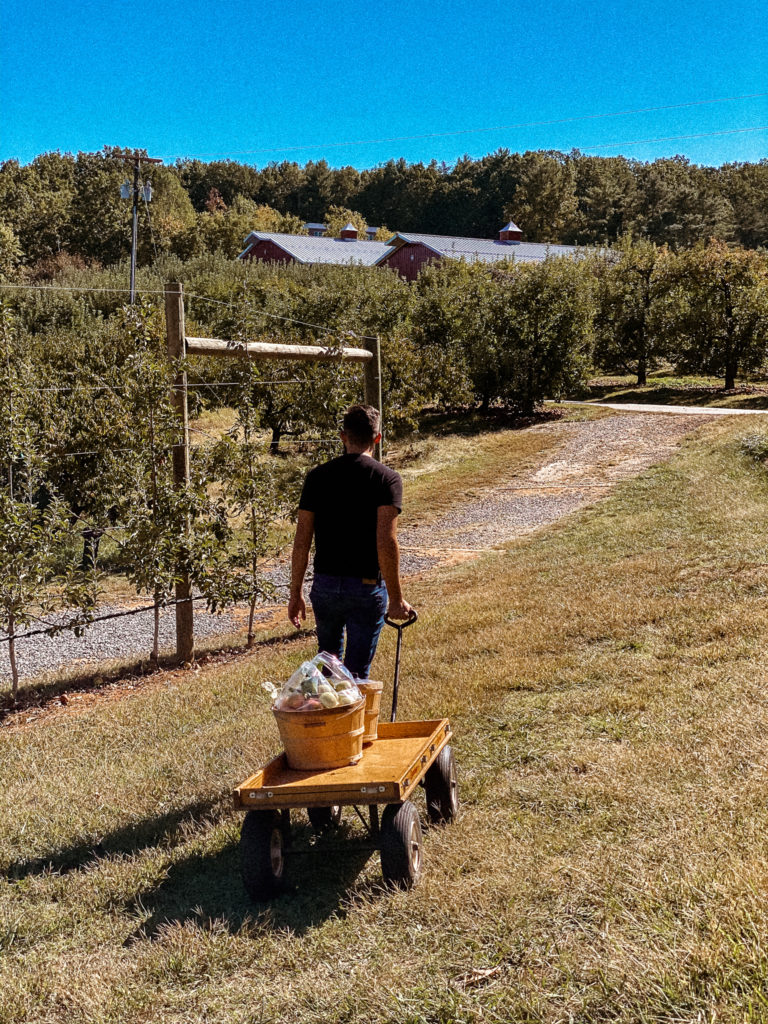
xmin=114 ymin=151 xmax=162 ymax=303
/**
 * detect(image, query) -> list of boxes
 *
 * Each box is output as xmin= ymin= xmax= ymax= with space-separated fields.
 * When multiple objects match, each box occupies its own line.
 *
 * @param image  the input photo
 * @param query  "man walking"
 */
xmin=288 ymin=405 xmax=414 ymax=679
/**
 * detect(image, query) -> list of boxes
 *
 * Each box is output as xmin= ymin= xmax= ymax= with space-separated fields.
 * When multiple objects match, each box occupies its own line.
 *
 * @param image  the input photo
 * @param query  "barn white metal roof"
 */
xmin=377 ymin=232 xmax=588 ymax=265
xmin=239 ymin=231 xmax=393 ymax=266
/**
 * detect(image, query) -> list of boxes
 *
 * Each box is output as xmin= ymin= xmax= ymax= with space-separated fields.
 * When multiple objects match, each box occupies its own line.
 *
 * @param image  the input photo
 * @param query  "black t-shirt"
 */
xmin=299 ymin=453 xmax=403 ymax=578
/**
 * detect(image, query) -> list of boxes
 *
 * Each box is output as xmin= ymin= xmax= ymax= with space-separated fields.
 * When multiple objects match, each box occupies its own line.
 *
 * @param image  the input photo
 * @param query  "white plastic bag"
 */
xmin=267 ymin=652 xmax=362 ymax=712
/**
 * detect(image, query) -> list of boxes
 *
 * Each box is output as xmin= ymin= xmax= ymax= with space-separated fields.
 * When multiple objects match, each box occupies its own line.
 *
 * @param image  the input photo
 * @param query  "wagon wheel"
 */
xmin=307 ymin=805 xmax=343 ymax=832
xmin=240 ymin=810 xmax=287 ymax=901
xmin=424 ymin=745 xmax=459 ymax=824
xmin=380 ymin=801 xmax=423 ymax=889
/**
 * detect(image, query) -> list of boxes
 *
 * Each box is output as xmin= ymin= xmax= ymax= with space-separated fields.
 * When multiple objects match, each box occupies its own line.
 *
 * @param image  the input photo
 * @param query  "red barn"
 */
xmin=239 ymin=225 xmax=393 ymax=268
xmin=375 ymin=223 xmax=588 ymax=282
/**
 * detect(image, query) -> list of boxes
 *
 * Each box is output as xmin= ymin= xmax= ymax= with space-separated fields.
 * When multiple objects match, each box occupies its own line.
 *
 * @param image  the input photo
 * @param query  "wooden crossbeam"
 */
xmin=165 ymin=282 xmax=382 ymax=666
xmin=185 ymin=337 xmax=373 ymax=362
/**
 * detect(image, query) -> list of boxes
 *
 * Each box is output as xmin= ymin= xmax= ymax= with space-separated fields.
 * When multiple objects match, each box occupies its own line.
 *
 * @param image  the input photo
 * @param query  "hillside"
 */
xmin=3 ymin=412 xmax=768 ymax=1021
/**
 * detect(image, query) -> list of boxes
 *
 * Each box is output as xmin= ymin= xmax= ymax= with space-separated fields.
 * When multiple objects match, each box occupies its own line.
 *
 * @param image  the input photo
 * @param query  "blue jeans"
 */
xmin=309 ymin=573 xmax=388 ymax=679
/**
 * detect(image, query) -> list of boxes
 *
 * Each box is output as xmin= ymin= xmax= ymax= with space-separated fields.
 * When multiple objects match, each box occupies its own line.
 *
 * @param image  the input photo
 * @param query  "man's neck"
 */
xmin=344 ymin=445 xmax=373 ymax=456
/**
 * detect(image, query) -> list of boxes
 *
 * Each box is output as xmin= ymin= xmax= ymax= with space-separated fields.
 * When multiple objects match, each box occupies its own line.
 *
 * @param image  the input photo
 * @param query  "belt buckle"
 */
xmin=361 ymin=577 xmax=377 ymax=585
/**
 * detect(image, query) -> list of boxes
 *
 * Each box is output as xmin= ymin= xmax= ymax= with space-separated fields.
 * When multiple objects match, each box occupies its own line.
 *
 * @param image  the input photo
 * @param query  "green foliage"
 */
xmin=629 ymin=157 xmax=734 ymax=249
xmin=204 ymin=375 xmax=287 ymax=643
xmin=0 ymin=221 xmax=22 ymax=279
xmin=506 ymin=150 xmax=580 ymax=242
xmin=667 ymin=240 xmax=768 ymax=389
xmin=740 ymin=432 xmax=768 ymax=463
xmin=3 ymin=147 xmax=768 ymax=276
xmin=593 ymin=237 xmax=671 ymax=384
xmin=173 ymin=197 xmax=305 ymax=261
xmin=489 ymin=257 xmax=595 ymax=412
xmin=322 ymin=205 xmax=367 ymax=239
xmin=412 ymin=257 xmax=593 ymax=414
xmin=570 ymin=155 xmax=638 ymax=244
xmin=720 ymin=160 xmax=768 ymax=249
xmin=0 ymin=305 xmax=98 ymax=695
xmin=104 ymin=304 xmax=231 ymax=662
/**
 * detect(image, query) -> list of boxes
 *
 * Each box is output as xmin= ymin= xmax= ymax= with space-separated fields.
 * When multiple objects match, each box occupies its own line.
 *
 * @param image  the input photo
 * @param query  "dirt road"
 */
xmin=398 ymin=411 xmax=716 ymax=573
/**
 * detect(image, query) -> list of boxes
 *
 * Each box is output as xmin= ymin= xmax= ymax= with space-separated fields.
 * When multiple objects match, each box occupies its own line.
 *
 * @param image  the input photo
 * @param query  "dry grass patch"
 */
xmin=5 ymin=414 xmax=768 ymax=1021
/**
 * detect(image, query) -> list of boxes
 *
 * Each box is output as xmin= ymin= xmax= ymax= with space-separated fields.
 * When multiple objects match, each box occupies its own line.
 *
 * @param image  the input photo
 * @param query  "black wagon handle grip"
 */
xmin=385 ymin=609 xmax=418 ymax=630
xmin=387 ymin=610 xmax=417 ymax=723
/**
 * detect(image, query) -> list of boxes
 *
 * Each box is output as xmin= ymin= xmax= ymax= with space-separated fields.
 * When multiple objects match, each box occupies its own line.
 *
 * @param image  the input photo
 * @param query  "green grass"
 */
xmin=587 ymin=372 xmax=768 ymax=409
xmin=5 ymin=413 xmax=768 ymax=1021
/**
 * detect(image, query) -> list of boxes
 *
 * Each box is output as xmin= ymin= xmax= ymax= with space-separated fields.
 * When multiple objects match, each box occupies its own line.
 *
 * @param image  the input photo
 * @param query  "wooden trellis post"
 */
xmin=363 ymin=334 xmax=383 ymax=460
xmin=164 ymin=281 xmax=380 ymax=664
xmin=164 ymin=282 xmax=194 ymax=663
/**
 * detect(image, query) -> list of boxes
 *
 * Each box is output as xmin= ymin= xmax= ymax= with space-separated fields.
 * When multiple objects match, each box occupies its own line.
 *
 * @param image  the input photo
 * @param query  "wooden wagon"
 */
xmin=233 ymin=717 xmax=457 ymax=899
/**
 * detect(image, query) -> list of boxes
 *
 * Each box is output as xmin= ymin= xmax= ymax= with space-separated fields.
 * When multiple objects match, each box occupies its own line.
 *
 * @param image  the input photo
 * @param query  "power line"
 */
xmin=580 ymin=124 xmax=768 ymax=152
xmin=163 ymin=92 xmax=768 ymax=159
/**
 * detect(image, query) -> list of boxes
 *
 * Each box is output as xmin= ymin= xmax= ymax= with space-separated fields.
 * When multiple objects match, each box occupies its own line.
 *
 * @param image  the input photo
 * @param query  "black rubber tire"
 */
xmin=380 ymin=801 xmax=423 ymax=889
xmin=424 ymin=745 xmax=459 ymax=825
xmin=307 ymin=805 xmax=343 ymax=831
xmin=240 ymin=810 xmax=287 ymax=901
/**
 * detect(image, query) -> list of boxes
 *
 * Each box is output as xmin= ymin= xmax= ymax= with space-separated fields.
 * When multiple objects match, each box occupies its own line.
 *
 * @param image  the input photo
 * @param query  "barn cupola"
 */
xmin=340 ymin=222 xmax=358 ymax=240
xmin=499 ymin=220 xmax=523 ymax=243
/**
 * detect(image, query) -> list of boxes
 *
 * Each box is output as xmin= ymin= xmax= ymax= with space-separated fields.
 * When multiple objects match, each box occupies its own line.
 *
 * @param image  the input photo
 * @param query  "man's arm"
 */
xmin=288 ymin=509 xmax=314 ymax=628
xmin=377 ymin=505 xmax=414 ymax=621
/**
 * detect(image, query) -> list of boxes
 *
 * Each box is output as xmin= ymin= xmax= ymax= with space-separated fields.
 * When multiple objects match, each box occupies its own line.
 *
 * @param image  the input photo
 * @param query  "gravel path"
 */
xmin=1 ymin=412 xmax=714 ymax=682
xmin=398 ymin=412 xmax=714 ymax=559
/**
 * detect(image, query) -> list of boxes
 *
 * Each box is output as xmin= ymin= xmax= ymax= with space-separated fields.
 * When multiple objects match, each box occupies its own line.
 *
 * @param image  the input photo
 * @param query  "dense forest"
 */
xmin=1 ymin=146 xmax=767 ymax=278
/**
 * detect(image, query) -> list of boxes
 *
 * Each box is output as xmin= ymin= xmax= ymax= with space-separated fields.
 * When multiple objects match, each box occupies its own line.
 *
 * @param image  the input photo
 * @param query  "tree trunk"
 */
xmin=151 ymin=592 xmax=160 ymax=666
xmin=637 ymin=354 xmax=647 ymax=387
xmin=724 ymin=284 xmax=736 ymax=391
xmin=80 ymin=529 xmax=103 ymax=571
xmin=247 ymin=594 xmax=258 ymax=649
xmin=269 ymin=425 xmax=282 ymax=456
xmin=8 ymin=610 xmax=18 ymax=702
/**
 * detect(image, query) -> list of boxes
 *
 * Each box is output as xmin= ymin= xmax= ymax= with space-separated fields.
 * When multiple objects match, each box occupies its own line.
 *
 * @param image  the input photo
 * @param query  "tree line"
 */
xmin=1 ymin=147 xmax=767 ymax=279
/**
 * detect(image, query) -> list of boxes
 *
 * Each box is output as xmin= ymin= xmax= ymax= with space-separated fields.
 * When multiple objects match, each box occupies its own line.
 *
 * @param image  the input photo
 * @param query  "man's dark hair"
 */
xmin=342 ymin=405 xmax=380 ymax=447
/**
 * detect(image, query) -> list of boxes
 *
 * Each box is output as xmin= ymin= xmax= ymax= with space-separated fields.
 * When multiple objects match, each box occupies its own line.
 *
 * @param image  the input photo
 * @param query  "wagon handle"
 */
xmin=384 ymin=610 xmax=418 ymax=630
xmin=386 ymin=610 xmax=418 ymax=722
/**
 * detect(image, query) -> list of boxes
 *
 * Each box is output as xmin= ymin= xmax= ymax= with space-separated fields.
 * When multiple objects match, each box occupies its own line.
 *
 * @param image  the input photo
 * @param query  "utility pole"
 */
xmin=115 ymin=151 xmax=163 ymax=303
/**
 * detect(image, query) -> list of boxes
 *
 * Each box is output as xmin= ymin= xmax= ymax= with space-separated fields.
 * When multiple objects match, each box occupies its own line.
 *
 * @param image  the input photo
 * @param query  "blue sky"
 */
xmin=1 ymin=0 xmax=766 ymax=168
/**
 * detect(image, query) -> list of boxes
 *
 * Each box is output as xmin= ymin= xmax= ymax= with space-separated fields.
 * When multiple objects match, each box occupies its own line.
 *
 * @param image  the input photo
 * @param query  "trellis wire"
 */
xmin=0 ymin=591 xmax=270 ymax=646
xmin=1 ymin=277 xmax=364 ymax=676
xmin=0 ymin=282 xmax=378 ymax=341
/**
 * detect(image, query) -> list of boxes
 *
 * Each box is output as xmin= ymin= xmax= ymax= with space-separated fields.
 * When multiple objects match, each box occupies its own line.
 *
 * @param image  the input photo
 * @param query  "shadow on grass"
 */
xmin=3 ymin=796 xmax=223 ymax=881
xmin=133 ymin=822 xmax=376 ymax=939
xmin=415 ymin=406 xmax=563 ymax=440
xmin=585 ymin=382 xmax=768 ymax=410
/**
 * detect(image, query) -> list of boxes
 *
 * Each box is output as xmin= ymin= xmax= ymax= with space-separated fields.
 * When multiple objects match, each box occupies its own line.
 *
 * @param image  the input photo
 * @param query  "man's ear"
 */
xmin=373 ymin=432 xmax=382 ymax=444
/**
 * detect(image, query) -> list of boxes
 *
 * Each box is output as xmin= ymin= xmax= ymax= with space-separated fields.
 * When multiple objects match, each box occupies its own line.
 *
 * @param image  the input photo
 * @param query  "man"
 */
xmin=288 ymin=404 xmax=414 ymax=679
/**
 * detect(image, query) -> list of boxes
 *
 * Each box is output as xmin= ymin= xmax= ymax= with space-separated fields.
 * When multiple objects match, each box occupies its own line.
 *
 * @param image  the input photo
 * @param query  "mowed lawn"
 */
xmin=4 ymin=414 xmax=768 ymax=1022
